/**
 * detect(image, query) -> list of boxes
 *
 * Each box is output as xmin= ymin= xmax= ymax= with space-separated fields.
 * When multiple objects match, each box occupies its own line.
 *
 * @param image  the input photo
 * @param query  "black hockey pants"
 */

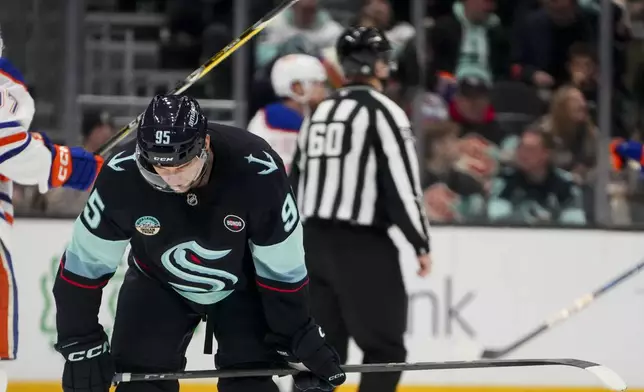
xmin=303 ymin=219 xmax=408 ymax=392
xmin=110 ymin=267 xmax=281 ymax=392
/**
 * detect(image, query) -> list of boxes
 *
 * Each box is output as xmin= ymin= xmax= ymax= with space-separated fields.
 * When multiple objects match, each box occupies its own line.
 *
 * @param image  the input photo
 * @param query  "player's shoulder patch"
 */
xmin=105 ymin=143 xmax=137 ymax=173
xmin=244 ymin=149 xmax=280 ymax=176
xmin=263 ymin=102 xmax=303 ymax=132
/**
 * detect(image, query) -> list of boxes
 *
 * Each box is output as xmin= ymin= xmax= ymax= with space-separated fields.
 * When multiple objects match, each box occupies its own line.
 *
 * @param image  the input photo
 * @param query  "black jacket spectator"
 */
xmin=511 ymin=2 xmax=629 ymax=88
xmin=511 ymin=7 xmax=596 ymax=87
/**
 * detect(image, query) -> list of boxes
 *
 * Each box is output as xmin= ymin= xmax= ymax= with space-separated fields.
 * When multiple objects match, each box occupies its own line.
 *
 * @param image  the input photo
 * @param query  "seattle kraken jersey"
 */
xmin=53 ymin=123 xmax=308 ymax=340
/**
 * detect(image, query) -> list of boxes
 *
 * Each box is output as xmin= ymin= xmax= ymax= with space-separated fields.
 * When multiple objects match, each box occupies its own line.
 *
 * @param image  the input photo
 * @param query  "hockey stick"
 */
xmin=113 ymin=358 xmax=627 ymax=391
xmin=95 ymin=0 xmax=300 ymax=157
xmin=479 ymin=258 xmax=644 ymax=359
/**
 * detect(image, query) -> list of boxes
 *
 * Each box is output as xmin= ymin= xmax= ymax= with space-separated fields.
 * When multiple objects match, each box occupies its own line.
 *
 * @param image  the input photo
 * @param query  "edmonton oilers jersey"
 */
xmin=53 ymin=122 xmax=309 ymax=340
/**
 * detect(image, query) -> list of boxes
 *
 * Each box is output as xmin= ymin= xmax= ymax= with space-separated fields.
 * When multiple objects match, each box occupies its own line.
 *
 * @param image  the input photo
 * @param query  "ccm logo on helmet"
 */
xmin=67 ymin=341 xmax=109 ymax=361
xmin=153 ymin=156 xmax=174 ymax=162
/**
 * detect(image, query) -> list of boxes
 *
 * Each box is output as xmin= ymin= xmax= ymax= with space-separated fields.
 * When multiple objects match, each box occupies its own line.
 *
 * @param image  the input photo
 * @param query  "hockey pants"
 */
xmin=111 ymin=266 xmax=281 ymax=392
xmin=303 ymin=219 xmax=408 ymax=392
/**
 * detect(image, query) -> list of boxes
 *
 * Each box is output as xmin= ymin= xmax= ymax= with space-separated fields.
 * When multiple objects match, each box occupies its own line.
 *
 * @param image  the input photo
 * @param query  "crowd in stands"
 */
xmin=14 ymin=0 xmax=644 ymax=227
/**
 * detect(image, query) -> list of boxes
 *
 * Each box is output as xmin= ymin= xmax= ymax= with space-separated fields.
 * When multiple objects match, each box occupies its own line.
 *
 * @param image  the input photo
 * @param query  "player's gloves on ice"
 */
xmin=267 ymin=321 xmax=346 ymax=391
xmin=33 ymin=132 xmax=103 ymax=192
xmin=54 ymin=330 xmax=114 ymax=392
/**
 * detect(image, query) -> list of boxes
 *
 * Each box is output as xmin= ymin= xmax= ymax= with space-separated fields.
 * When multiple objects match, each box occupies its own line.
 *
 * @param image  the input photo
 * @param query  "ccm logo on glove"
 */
xmin=66 ymin=341 xmax=109 ymax=362
xmin=54 ymin=146 xmax=71 ymax=184
xmin=329 ymin=373 xmax=345 ymax=382
xmin=32 ymin=131 xmax=103 ymax=191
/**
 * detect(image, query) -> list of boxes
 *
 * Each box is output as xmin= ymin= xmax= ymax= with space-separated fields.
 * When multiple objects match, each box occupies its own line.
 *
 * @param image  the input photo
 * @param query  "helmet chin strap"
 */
xmin=187 ymin=148 xmax=213 ymax=190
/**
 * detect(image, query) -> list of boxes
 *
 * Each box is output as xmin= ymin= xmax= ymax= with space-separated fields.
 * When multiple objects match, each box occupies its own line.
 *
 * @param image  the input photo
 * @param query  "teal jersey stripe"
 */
xmin=64 ymin=218 xmax=129 ymax=279
xmin=249 ymin=221 xmax=307 ymax=283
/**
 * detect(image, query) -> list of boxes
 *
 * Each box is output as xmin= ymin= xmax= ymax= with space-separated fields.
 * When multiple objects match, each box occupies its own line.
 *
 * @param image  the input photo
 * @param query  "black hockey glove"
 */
xmin=267 ymin=322 xmax=346 ymax=391
xmin=54 ymin=330 xmax=114 ymax=392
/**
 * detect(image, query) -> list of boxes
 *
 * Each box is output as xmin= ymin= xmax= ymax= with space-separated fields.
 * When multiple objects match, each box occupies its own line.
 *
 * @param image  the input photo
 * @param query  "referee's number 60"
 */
xmin=307 ymin=122 xmax=345 ymax=158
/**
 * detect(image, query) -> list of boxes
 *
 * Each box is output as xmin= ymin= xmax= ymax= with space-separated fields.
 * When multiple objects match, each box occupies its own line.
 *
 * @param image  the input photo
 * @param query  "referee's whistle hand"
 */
xmin=417 ymin=253 xmax=432 ymax=277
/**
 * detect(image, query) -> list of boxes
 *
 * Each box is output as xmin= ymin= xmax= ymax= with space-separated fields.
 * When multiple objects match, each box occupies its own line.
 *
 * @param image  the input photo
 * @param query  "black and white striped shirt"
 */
xmin=290 ymin=84 xmax=431 ymax=254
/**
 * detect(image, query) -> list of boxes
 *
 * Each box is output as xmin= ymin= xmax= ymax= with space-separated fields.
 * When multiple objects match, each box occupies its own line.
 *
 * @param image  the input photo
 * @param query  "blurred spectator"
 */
xmin=579 ymin=0 xmax=633 ymax=38
xmin=422 ymin=121 xmax=486 ymax=222
xmin=512 ymin=0 xmax=593 ymax=89
xmin=565 ymin=42 xmax=630 ymax=138
xmin=512 ymin=0 xmax=630 ymax=89
xmin=488 ymin=126 xmax=586 ymax=224
xmin=12 ymin=185 xmax=44 ymax=216
xmin=428 ymin=0 xmax=510 ymax=90
xmin=447 ymin=75 xmax=496 ymax=130
xmin=255 ymin=0 xmax=344 ymax=68
xmin=537 ymin=85 xmax=597 ymax=184
xmin=345 ymin=0 xmax=415 ymax=102
xmin=43 ymin=111 xmax=115 ymax=217
xmin=495 ymin=0 xmax=541 ymax=29
xmin=566 ymin=42 xmax=599 ymax=100
xmin=351 ymin=0 xmax=415 ymax=60
xmin=446 ymin=75 xmax=514 ymax=187
xmin=416 ymin=92 xmax=450 ymax=124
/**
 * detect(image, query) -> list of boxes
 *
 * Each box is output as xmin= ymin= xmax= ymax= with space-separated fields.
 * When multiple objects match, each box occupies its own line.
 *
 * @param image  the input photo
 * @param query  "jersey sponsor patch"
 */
xmin=223 ymin=214 xmax=245 ymax=233
xmin=135 ymin=215 xmax=161 ymax=236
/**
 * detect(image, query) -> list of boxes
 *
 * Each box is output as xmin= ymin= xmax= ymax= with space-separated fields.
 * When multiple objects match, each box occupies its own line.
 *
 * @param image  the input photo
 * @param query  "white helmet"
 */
xmin=271 ymin=54 xmax=327 ymax=103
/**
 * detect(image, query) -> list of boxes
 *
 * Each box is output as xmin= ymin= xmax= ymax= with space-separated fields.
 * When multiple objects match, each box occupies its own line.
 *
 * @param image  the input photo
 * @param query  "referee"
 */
xmin=290 ymin=26 xmax=431 ymax=392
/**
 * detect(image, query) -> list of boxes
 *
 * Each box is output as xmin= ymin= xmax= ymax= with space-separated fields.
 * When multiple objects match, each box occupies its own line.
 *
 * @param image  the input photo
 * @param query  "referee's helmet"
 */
xmin=336 ymin=26 xmax=392 ymax=79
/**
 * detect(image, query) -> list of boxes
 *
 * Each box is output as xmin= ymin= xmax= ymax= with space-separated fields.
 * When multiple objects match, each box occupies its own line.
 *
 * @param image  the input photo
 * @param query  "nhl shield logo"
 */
xmin=187 ymin=193 xmax=198 ymax=206
xmin=223 ymin=215 xmax=245 ymax=233
xmin=135 ymin=216 xmax=161 ymax=236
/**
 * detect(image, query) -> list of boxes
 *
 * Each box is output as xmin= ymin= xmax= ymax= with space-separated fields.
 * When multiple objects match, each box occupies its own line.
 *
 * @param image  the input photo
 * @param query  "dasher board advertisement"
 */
xmin=3 ymin=219 xmax=643 ymax=391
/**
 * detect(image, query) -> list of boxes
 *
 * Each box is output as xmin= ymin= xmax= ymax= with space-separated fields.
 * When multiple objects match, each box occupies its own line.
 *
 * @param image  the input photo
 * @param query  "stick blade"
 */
xmin=585 ymin=365 xmax=628 ymax=391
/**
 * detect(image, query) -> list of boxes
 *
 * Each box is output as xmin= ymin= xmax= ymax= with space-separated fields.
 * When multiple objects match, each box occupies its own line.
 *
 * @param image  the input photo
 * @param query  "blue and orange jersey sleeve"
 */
xmin=0 ymin=58 xmax=56 ymax=190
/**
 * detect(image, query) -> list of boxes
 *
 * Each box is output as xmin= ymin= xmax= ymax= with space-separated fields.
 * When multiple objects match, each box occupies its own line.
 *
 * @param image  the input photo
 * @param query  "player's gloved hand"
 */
xmin=611 ymin=138 xmax=644 ymax=170
xmin=267 ymin=321 xmax=346 ymax=391
xmin=33 ymin=132 xmax=103 ymax=192
xmin=54 ymin=330 xmax=114 ymax=392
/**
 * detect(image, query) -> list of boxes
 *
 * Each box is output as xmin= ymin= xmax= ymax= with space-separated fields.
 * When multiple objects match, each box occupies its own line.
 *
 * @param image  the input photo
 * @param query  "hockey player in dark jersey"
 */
xmin=51 ymin=94 xmax=346 ymax=392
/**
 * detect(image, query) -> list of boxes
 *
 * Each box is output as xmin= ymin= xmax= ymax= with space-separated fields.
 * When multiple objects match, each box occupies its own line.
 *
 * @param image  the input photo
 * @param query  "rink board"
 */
xmin=3 ymin=219 xmax=644 ymax=389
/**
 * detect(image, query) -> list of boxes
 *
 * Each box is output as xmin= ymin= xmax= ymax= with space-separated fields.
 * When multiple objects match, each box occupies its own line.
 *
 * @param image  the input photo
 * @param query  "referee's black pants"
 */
xmin=303 ymin=219 xmax=407 ymax=392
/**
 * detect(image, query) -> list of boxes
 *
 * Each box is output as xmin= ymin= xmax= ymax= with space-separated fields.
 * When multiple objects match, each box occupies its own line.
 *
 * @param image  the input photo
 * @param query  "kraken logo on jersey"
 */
xmin=160 ymin=241 xmax=238 ymax=305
